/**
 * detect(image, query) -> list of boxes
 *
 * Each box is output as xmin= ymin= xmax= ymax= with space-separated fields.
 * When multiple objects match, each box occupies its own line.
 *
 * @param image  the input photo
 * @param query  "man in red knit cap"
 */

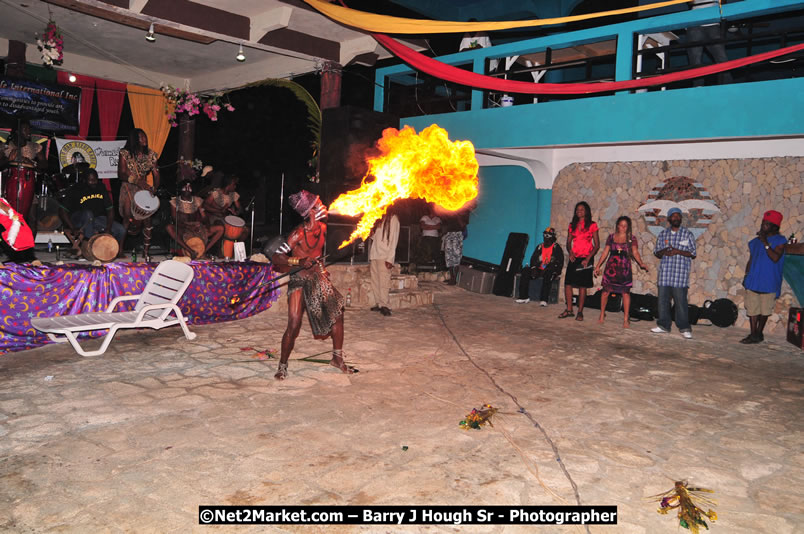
xmin=741 ymin=210 xmax=787 ymax=344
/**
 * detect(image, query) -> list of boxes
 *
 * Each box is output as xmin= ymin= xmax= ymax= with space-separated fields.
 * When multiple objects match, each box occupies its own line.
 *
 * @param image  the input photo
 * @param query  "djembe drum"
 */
xmin=132 ymin=190 xmax=160 ymax=220
xmin=185 ymin=236 xmax=206 ymax=259
xmin=222 ymin=215 xmax=245 ymax=259
xmin=81 ymin=233 xmax=119 ymax=262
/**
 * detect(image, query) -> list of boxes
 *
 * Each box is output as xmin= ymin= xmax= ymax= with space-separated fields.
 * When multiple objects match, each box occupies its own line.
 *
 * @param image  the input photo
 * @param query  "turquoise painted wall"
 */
xmin=401 ymin=78 xmax=804 ymax=149
xmin=463 ymin=166 xmax=548 ymax=266
xmin=378 ymin=0 xmax=804 ymax=264
xmin=385 ymin=0 xmax=804 ymax=147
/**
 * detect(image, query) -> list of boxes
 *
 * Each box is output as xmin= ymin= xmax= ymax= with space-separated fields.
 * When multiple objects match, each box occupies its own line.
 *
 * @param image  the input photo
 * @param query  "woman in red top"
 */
xmin=558 ymin=201 xmax=600 ymax=321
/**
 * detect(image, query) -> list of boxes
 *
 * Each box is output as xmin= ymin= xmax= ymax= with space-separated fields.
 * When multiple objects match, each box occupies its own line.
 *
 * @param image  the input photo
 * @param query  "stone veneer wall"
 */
xmin=265 ymin=263 xmax=423 ymax=313
xmin=551 ymin=157 xmax=802 ymax=332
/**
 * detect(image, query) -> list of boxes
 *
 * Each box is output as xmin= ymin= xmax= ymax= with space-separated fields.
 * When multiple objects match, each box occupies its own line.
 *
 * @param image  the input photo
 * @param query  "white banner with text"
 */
xmin=54 ymin=138 xmax=126 ymax=179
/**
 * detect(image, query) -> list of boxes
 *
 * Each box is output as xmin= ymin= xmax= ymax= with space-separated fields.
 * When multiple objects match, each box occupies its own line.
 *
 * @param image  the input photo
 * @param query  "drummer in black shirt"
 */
xmin=58 ymin=168 xmax=125 ymax=250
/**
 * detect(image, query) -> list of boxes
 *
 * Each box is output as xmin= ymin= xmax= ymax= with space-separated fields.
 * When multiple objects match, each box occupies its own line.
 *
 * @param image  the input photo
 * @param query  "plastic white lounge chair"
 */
xmin=32 ymin=260 xmax=197 ymax=357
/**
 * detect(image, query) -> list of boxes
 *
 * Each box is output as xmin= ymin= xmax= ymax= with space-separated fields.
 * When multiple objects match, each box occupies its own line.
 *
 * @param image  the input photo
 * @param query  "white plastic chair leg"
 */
xmin=174 ymin=307 xmax=197 ymax=341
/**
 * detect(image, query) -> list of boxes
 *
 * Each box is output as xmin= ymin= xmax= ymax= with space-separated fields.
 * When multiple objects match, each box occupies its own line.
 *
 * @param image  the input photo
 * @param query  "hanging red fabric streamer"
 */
xmin=373 ymin=33 xmax=804 ymax=95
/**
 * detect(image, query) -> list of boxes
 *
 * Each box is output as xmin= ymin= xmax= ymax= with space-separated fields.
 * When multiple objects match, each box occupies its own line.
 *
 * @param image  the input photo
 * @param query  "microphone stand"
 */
xmin=13 ymin=119 xmax=24 ymax=214
xmin=173 ymin=181 xmax=180 ymax=259
xmin=279 ymin=172 xmax=284 ymax=235
xmin=245 ymin=196 xmax=255 ymax=255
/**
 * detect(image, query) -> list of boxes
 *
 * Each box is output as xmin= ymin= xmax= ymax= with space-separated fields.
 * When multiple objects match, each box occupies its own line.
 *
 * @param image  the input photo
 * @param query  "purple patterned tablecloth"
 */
xmin=0 ymin=261 xmax=279 ymax=354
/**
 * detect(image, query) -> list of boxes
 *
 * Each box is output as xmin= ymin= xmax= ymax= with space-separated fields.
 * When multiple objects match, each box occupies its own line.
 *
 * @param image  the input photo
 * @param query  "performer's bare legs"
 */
xmin=328 ymin=316 xmax=348 ymax=373
xmin=277 ymin=291 xmax=304 ymax=380
xmin=276 ymin=290 xmax=350 ymax=380
xmin=204 ymin=225 xmax=224 ymax=256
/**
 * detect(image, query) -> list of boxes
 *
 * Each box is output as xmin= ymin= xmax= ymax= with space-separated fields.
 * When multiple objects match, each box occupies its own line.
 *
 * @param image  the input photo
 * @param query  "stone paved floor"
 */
xmin=1 ymin=283 xmax=802 ymax=533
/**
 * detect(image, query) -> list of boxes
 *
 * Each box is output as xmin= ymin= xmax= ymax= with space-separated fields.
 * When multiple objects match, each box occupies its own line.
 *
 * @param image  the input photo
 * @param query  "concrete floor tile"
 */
xmin=0 ymin=288 xmax=801 ymax=532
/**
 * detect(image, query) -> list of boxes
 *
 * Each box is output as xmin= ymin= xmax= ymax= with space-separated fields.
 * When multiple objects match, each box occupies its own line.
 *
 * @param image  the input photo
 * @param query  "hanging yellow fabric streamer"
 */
xmin=304 ymin=0 xmax=695 ymax=34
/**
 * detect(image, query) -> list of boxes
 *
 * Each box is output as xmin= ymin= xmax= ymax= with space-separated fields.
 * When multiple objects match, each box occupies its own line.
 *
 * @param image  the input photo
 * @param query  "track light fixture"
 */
xmin=145 ymin=23 xmax=156 ymax=42
xmin=236 ymin=43 xmax=245 ymax=62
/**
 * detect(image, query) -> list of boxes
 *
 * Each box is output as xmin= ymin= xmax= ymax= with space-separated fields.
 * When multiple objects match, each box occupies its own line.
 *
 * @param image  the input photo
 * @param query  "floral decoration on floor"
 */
xmin=459 ymin=404 xmax=498 ymax=429
xmin=240 ymin=347 xmax=278 ymax=360
xmin=653 ymin=480 xmax=717 ymax=534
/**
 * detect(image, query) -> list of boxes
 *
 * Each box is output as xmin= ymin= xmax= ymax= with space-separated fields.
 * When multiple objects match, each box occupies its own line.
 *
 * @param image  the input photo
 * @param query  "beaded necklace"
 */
xmin=303 ymin=220 xmax=322 ymax=249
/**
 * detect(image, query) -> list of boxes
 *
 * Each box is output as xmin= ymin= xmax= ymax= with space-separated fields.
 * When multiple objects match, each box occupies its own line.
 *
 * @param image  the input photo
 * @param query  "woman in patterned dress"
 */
xmin=442 ymin=209 xmax=470 ymax=285
xmin=593 ymin=216 xmax=649 ymax=328
xmin=118 ymin=128 xmax=160 ymax=258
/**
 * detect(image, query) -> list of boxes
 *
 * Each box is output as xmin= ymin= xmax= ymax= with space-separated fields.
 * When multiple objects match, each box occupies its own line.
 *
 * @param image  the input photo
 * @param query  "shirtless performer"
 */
xmin=270 ymin=190 xmax=352 ymax=380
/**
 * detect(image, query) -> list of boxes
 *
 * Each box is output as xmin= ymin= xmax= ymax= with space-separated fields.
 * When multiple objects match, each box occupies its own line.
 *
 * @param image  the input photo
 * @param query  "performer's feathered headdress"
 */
xmin=289 ymin=190 xmax=320 ymax=217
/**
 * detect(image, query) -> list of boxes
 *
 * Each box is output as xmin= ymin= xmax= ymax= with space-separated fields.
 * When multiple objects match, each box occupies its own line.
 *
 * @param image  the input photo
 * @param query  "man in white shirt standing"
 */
xmin=419 ymin=208 xmax=442 ymax=267
xmin=369 ymin=211 xmax=400 ymax=317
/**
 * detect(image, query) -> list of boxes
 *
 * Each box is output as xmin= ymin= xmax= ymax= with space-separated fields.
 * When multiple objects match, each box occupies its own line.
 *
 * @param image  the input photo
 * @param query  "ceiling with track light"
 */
xmin=0 ymin=0 xmax=426 ymax=91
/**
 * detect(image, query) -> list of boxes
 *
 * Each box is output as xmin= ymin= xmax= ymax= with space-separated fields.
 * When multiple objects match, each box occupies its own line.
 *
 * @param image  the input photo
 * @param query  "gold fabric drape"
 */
xmin=304 ymin=0 xmax=696 ymax=34
xmin=126 ymin=84 xmax=173 ymax=186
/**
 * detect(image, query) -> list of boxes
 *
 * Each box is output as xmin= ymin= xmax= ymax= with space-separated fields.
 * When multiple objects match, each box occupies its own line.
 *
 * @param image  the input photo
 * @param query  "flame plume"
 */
xmin=329 ymin=124 xmax=479 ymax=248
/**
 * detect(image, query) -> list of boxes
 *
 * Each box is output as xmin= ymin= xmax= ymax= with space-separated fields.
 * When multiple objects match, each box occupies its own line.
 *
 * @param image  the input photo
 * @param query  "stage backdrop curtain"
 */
xmin=126 ymin=84 xmax=173 ymax=185
xmin=56 ymin=71 xmax=94 ymax=140
xmin=307 ymin=0 xmax=693 ymax=33
xmin=0 ymin=261 xmax=280 ymax=355
xmin=96 ymin=79 xmax=126 ymax=142
xmin=374 ymin=34 xmax=804 ymax=94
xmin=95 ymin=79 xmax=127 ymax=194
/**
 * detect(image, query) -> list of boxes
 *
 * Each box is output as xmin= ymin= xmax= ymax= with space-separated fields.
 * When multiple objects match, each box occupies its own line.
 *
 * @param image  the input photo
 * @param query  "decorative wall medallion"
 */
xmin=637 ymin=176 xmax=720 ymax=238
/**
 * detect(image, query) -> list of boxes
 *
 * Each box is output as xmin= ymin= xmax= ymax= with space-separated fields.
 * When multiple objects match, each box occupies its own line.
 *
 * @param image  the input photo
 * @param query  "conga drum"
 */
xmin=222 ymin=215 xmax=245 ymax=259
xmin=81 ymin=233 xmax=119 ymax=262
xmin=3 ymin=165 xmax=36 ymax=226
xmin=185 ymin=237 xmax=205 ymax=259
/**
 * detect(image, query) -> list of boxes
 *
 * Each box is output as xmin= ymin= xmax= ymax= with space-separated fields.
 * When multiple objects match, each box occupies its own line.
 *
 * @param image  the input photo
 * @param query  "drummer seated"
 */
xmin=58 ymin=169 xmax=125 ymax=253
xmin=203 ymin=173 xmax=245 ymax=228
xmin=166 ymin=180 xmax=224 ymax=260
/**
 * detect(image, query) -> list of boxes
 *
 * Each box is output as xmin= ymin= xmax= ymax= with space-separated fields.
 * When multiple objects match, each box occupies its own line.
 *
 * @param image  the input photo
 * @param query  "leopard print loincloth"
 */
xmin=288 ymin=268 xmax=345 ymax=336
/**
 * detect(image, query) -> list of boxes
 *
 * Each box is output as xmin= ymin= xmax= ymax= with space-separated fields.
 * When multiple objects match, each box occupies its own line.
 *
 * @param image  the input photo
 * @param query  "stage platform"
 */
xmin=0 ymin=257 xmax=279 ymax=355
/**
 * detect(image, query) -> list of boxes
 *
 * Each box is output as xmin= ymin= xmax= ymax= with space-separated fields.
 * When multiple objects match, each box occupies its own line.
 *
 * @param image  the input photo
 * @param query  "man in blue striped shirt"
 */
xmin=651 ymin=207 xmax=697 ymax=338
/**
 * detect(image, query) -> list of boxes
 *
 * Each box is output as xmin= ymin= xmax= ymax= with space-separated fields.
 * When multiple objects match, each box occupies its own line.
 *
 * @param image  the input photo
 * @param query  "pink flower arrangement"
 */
xmin=36 ymin=21 xmax=64 ymax=67
xmin=161 ymin=85 xmax=235 ymax=127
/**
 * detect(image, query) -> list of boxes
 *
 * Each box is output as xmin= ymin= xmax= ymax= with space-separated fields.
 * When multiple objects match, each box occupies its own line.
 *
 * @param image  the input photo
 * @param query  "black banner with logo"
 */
xmin=0 ymin=77 xmax=80 ymax=132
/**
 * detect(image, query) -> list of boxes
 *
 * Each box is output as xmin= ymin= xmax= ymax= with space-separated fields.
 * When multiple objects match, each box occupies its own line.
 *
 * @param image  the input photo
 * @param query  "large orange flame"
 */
xmin=329 ymin=124 xmax=479 ymax=248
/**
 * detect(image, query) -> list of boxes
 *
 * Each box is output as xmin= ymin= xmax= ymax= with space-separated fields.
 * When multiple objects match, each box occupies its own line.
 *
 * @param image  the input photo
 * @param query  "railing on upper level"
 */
xmin=374 ymin=0 xmax=804 ymax=117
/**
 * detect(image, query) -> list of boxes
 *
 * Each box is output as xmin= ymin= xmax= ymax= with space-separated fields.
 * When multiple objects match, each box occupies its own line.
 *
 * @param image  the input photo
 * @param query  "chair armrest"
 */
xmin=106 ymin=295 xmax=140 ymax=312
xmin=134 ymin=302 xmax=180 ymax=323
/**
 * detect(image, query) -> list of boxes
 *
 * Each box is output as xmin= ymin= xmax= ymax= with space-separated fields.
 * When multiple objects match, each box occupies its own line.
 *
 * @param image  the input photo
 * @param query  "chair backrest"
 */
xmin=135 ymin=260 xmax=195 ymax=318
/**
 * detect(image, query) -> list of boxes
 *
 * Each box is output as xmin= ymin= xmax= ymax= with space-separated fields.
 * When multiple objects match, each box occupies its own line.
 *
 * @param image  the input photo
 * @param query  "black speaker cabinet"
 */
xmin=326 ymin=222 xmax=369 ymax=263
xmin=325 ymin=222 xmax=410 ymax=264
xmin=319 ymin=106 xmax=398 ymax=204
xmin=492 ymin=232 xmax=529 ymax=297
